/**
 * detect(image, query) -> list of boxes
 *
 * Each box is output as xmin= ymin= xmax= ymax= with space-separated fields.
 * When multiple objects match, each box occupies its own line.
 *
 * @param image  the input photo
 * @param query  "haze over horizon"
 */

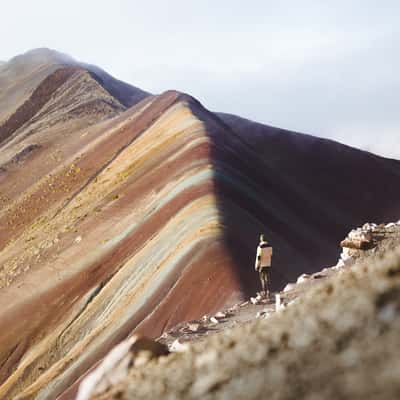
xmin=1 ymin=0 xmax=399 ymax=159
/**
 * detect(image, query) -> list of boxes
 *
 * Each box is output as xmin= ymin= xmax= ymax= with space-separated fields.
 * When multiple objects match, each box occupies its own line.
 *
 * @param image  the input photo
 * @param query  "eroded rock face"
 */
xmin=341 ymin=228 xmax=374 ymax=250
xmin=335 ymin=222 xmax=400 ymax=269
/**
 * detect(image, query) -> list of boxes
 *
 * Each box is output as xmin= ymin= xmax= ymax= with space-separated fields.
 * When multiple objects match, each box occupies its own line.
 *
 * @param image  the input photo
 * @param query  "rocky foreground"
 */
xmin=79 ymin=223 xmax=400 ymax=400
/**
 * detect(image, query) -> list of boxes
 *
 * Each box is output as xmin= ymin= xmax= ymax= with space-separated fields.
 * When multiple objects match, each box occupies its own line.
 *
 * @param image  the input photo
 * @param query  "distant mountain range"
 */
xmin=0 ymin=48 xmax=399 ymax=399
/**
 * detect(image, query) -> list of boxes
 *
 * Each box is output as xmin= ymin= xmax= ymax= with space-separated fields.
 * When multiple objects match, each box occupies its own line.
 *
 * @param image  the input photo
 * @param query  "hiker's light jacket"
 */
xmin=255 ymin=241 xmax=273 ymax=271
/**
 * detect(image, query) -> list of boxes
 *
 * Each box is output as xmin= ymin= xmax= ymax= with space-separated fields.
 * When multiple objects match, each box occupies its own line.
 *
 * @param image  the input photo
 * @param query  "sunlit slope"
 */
xmin=0 ymin=92 xmax=244 ymax=399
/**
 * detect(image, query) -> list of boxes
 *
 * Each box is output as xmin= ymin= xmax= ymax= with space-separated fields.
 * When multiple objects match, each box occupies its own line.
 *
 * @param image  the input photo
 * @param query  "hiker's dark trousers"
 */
xmin=259 ymin=267 xmax=270 ymax=295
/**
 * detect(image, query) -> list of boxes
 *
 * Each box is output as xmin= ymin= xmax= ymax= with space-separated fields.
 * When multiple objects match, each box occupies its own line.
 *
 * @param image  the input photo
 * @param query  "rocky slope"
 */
xmin=85 ymin=223 xmax=400 ymax=400
xmin=0 ymin=49 xmax=399 ymax=399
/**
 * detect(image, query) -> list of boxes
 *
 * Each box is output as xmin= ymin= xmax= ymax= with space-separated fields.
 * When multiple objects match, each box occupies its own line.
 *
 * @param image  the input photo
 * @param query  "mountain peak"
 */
xmin=0 ymin=48 xmax=150 ymax=114
xmin=6 ymin=47 xmax=75 ymax=66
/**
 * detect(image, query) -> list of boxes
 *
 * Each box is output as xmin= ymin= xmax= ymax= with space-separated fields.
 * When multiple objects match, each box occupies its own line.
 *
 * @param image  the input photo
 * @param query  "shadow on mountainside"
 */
xmin=187 ymin=94 xmax=400 ymax=298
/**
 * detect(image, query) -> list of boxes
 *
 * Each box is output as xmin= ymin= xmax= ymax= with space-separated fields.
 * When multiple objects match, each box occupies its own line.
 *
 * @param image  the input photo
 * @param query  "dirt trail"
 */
xmin=159 ymin=223 xmax=400 ymax=349
xmin=158 ymin=297 xmax=274 ymax=348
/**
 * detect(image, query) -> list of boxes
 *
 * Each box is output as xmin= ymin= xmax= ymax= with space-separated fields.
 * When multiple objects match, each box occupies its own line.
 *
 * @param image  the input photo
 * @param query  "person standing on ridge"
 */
xmin=255 ymin=234 xmax=273 ymax=298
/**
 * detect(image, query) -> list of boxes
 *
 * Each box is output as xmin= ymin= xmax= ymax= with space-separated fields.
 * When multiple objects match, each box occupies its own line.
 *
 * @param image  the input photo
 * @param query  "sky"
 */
xmin=1 ymin=1 xmax=399 ymax=159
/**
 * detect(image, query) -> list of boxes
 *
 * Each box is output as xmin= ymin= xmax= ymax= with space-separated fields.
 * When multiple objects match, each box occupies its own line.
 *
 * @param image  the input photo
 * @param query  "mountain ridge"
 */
xmin=0 ymin=49 xmax=399 ymax=399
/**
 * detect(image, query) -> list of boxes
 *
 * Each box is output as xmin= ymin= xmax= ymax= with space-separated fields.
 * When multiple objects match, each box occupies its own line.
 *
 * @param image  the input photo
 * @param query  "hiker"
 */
xmin=255 ymin=234 xmax=273 ymax=297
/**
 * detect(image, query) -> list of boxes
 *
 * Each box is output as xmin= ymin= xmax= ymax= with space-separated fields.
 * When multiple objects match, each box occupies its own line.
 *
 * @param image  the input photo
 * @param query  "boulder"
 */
xmin=341 ymin=230 xmax=373 ymax=250
xmin=250 ymin=297 xmax=259 ymax=304
xmin=76 ymin=335 xmax=168 ymax=400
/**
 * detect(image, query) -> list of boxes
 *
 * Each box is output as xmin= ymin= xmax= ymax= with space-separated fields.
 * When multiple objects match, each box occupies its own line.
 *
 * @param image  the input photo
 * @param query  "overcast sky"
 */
xmin=1 ymin=1 xmax=399 ymax=159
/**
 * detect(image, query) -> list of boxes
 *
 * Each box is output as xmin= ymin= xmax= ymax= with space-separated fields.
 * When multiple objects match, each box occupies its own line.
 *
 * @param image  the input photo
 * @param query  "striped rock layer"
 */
xmin=0 ymin=49 xmax=399 ymax=399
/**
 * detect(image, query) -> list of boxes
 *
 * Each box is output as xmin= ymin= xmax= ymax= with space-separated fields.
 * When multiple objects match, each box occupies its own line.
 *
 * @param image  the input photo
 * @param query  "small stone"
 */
xmin=214 ymin=311 xmax=226 ymax=319
xmin=75 ymin=236 xmax=82 ymax=243
xmin=283 ymin=283 xmax=296 ymax=292
xmin=250 ymin=297 xmax=259 ymax=304
xmin=297 ymin=274 xmax=311 ymax=284
xmin=210 ymin=317 xmax=219 ymax=324
xmin=362 ymin=223 xmax=377 ymax=232
xmin=188 ymin=323 xmax=200 ymax=332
